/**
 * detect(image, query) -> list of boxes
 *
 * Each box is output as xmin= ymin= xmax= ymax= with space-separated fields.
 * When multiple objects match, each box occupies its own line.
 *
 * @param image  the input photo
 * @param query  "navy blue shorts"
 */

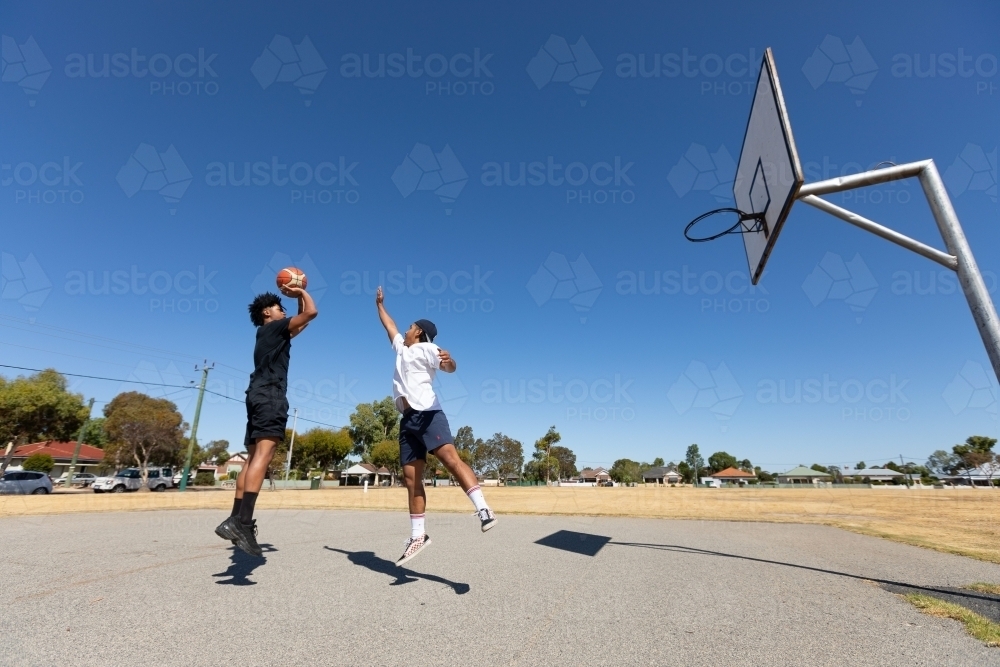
xmin=399 ymin=409 xmax=453 ymax=465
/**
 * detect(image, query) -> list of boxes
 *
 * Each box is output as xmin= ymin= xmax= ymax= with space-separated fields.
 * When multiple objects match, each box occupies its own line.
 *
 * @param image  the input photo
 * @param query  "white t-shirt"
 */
xmin=391 ymin=333 xmax=442 ymax=412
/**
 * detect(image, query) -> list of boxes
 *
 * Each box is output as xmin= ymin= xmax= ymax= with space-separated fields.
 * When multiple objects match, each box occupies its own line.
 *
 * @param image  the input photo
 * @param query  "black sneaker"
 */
xmin=214 ymin=516 xmax=238 ymax=544
xmin=232 ymin=519 xmax=263 ymax=557
xmin=477 ymin=508 xmax=497 ymax=532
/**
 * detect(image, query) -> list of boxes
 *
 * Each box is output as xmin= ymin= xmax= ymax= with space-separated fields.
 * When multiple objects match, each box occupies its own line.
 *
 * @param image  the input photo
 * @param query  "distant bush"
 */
xmin=194 ymin=471 xmax=216 ymax=486
xmin=23 ymin=453 xmax=54 ymax=473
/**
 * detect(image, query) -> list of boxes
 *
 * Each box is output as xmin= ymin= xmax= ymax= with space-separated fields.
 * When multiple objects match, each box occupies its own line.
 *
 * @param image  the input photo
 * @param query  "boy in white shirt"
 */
xmin=376 ymin=286 xmax=496 ymax=566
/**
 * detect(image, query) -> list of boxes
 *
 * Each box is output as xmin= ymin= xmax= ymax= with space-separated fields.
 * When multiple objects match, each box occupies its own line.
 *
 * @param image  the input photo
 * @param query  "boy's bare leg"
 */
xmin=402 ymin=460 xmax=426 ymax=515
xmin=244 ymin=438 xmax=277 ymax=494
xmin=234 ymin=443 xmax=257 ymax=500
xmin=433 ymin=444 xmax=478 ymax=492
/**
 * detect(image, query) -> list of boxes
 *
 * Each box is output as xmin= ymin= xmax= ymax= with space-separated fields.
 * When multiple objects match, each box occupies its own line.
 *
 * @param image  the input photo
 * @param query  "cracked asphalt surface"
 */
xmin=2 ymin=509 xmax=1000 ymax=666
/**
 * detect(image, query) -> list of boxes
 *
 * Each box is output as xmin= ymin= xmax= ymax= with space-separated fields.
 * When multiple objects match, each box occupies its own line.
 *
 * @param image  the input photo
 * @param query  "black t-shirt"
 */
xmin=248 ymin=318 xmax=291 ymax=392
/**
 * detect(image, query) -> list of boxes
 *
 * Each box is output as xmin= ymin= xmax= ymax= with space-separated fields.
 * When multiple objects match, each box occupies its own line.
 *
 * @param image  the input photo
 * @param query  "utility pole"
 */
xmin=179 ymin=362 xmax=213 ymax=492
xmin=64 ymin=398 xmax=96 ymax=488
xmin=285 ymin=408 xmax=299 ymax=482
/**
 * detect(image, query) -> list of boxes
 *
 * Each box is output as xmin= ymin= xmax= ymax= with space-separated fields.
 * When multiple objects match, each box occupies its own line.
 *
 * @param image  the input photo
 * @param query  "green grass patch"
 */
xmin=904 ymin=593 xmax=1000 ymax=647
xmin=964 ymin=583 xmax=1000 ymax=596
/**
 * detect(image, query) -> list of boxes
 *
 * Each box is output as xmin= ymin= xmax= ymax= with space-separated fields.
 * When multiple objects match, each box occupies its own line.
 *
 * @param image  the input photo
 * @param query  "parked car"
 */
xmin=55 ymin=472 xmax=97 ymax=487
xmin=147 ymin=467 xmax=174 ymax=492
xmin=172 ymin=470 xmax=195 ymax=486
xmin=93 ymin=468 xmax=143 ymax=493
xmin=0 ymin=470 xmax=53 ymax=495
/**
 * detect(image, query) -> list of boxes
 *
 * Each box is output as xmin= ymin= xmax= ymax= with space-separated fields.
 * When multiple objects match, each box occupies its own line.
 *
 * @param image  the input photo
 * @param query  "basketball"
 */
xmin=276 ymin=267 xmax=307 ymax=292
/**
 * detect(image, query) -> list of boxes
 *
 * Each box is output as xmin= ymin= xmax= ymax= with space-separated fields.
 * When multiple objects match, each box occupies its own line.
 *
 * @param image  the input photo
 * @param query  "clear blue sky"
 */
xmin=1 ymin=0 xmax=997 ymax=471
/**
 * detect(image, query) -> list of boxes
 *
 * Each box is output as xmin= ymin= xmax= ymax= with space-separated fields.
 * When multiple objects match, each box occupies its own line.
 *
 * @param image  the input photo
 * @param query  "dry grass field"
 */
xmin=4 ymin=485 xmax=1000 ymax=564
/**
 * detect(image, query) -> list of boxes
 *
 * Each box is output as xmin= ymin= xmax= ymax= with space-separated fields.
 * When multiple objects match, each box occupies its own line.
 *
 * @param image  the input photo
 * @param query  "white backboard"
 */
xmin=734 ymin=48 xmax=803 ymax=285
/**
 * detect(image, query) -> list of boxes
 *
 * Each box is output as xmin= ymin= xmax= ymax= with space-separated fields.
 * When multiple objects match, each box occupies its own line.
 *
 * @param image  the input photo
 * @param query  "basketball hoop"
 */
xmin=683 ymin=208 xmax=766 ymax=243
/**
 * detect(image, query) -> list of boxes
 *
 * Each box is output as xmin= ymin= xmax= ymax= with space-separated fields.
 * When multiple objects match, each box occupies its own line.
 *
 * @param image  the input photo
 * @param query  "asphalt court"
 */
xmin=3 ymin=509 xmax=1000 ymax=666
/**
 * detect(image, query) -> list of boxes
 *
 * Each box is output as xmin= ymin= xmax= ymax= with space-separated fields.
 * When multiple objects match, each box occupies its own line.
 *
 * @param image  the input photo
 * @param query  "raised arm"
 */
xmin=376 ymin=286 xmax=398 ymax=343
xmin=282 ymin=287 xmax=317 ymax=338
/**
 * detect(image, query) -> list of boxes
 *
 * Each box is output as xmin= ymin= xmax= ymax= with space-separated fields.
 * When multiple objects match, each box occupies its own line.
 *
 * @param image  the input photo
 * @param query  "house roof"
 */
xmin=343 ymin=463 xmax=377 ymax=475
xmin=779 ymin=466 xmax=831 ymax=478
xmin=13 ymin=441 xmax=104 ymax=463
xmin=642 ymin=466 xmax=680 ymax=479
xmin=376 ymin=466 xmax=391 ymax=474
xmin=711 ymin=466 xmax=756 ymax=479
xmin=858 ymin=468 xmax=903 ymax=477
xmin=579 ymin=467 xmax=610 ymax=477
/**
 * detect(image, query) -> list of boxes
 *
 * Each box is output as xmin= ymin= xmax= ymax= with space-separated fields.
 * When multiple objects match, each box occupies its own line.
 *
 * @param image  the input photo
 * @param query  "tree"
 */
xmin=0 ymin=369 xmax=90 ymax=457
xmin=810 ymin=464 xmax=830 ymax=474
xmin=479 ymin=433 xmax=523 ymax=482
xmin=79 ymin=418 xmax=108 ymax=448
xmin=197 ymin=440 xmax=230 ymax=467
xmin=530 ymin=426 xmax=562 ymax=483
xmin=953 ymin=435 xmax=996 ymax=486
xmin=23 ymin=452 xmax=54 ymax=473
xmin=652 ymin=457 xmax=665 ymax=467
xmin=370 ymin=439 xmax=400 ymax=477
xmin=102 ymin=392 xmax=187 ymax=485
xmin=296 ymin=428 xmax=353 ymax=473
xmin=609 ymin=458 xmax=642 ymax=484
xmin=927 ymin=450 xmax=959 ymax=476
xmin=684 ymin=444 xmax=704 ymax=484
xmin=739 ymin=459 xmax=753 ymax=473
xmin=856 ymin=461 xmax=866 ymax=470
xmin=707 ymin=451 xmax=738 ymax=473
xmin=454 ymin=425 xmax=487 ymax=475
xmin=677 ymin=461 xmax=691 ymax=482
xmin=348 ymin=397 xmax=399 ymax=459
xmin=550 ymin=446 xmax=578 ymax=480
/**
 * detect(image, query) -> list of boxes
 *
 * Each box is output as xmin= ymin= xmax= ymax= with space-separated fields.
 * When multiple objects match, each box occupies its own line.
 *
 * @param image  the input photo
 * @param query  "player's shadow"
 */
xmin=212 ymin=544 xmax=278 ymax=586
xmin=608 ymin=541 xmax=1000 ymax=610
xmin=323 ymin=547 xmax=470 ymax=595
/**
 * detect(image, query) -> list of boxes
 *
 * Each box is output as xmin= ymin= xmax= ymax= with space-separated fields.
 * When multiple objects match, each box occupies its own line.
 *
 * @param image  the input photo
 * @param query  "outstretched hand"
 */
xmin=376 ymin=286 xmax=384 ymax=306
xmin=438 ymin=348 xmax=456 ymax=372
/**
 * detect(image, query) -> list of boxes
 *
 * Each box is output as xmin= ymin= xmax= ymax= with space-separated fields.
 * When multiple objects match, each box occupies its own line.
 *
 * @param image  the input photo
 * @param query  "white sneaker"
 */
xmin=396 ymin=534 xmax=431 ymax=567
xmin=477 ymin=508 xmax=497 ymax=532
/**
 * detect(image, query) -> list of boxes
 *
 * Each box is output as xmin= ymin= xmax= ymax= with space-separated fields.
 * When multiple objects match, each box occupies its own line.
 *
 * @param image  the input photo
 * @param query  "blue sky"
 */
xmin=1 ymin=0 xmax=997 ymax=471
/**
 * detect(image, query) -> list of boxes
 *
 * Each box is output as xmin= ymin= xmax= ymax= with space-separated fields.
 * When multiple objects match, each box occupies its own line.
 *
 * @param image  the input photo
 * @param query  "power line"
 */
xmin=0 ymin=364 xmax=346 ymax=430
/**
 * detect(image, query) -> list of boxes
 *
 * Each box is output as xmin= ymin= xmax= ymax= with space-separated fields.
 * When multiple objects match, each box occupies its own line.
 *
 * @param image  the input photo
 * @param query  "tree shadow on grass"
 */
xmin=212 ymin=543 xmax=278 ymax=586
xmin=324 ymin=547 xmax=470 ymax=595
xmin=609 ymin=541 xmax=1000 ymax=614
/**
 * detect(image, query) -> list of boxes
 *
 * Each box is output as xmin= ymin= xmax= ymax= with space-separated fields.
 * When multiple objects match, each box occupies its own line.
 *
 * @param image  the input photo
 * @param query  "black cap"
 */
xmin=413 ymin=319 xmax=437 ymax=343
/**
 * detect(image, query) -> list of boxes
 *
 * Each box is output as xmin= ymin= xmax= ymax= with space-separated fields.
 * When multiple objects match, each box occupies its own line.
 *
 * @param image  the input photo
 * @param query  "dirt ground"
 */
xmin=4 ymin=485 xmax=999 ymax=564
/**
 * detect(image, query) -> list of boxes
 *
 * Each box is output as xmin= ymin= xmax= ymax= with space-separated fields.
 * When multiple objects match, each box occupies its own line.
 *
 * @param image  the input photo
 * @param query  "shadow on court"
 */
xmin=534 ymin=530 xmax=612 ymax=557
xmin=212 ymin=544 xmax=278 ymax=586
xmin=324 ymin=547 xmax=470 ymax=595
xmin=608 ymin=541 xmax=1000 ymax=620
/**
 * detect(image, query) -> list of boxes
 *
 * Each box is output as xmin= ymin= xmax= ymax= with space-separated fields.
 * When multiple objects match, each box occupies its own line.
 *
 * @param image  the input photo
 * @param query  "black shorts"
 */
xmin=243 ymin=385 xmax=289 ymax=450
xmin=399 ymin=409 xmax=453 ymax=465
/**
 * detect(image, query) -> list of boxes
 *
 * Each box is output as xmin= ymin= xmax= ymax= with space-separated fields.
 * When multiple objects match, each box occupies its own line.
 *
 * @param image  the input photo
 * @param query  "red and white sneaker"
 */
xmin=396 ymin=534 xmax=431 ymax=567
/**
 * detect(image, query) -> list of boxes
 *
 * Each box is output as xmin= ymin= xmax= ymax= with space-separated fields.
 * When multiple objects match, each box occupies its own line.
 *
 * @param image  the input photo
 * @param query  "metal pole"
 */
xmin=179 ymin=363 xmax=212 ymax=492
xmin=65 ymin=398 xmax=96 ymax=489
xmin=918 ymin=162 xmax=1000 ymax=383
xmin=285 ymin=408 xmax=299 ymax=482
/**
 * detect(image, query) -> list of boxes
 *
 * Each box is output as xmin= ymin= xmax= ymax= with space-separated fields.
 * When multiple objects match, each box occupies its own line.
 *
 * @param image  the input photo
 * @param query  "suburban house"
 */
xmin=777 ymin=466 xmax=832 ymax=485
xmin=215 ymin=453 xmax=248 ymax=479
xmin=340 ymin=463 xmax=393 ymax=486
xmin=943 ymin=463 xmax=1000 ymax=487
xmin=850 ymin=467 xmax=905 ymax=483
xmin=710 ymin=466 xmax=757 ymax=486
xmin=642 ymin=466 xmax=682 ymax=485
xmin=3 ymin=441 xmax=105 ymax=477
xmin=576 ymin=467 xmax=611 ymax=484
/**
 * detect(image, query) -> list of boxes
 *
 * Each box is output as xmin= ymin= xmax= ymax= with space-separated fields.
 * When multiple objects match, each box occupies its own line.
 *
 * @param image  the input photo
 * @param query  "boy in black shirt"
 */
xmin=215 ymin=286 xmax=317 ymax=555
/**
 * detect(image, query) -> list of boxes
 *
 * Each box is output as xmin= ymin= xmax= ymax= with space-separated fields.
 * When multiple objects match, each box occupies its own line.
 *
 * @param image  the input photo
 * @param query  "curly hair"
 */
xmin=248 ymin=292 xmax=283 ymax=327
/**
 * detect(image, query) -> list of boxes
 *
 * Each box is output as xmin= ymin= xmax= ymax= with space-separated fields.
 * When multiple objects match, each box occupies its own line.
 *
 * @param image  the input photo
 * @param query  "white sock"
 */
xmin=410 ymin=514 xmax=425 ymax=539
xmin=466 ymin=485 xmax=489 ymax=512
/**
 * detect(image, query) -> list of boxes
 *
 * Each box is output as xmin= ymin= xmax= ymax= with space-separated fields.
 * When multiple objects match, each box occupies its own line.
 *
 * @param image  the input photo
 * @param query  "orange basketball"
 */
xmin=276 ymin=267 xmax=307 ymax=291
